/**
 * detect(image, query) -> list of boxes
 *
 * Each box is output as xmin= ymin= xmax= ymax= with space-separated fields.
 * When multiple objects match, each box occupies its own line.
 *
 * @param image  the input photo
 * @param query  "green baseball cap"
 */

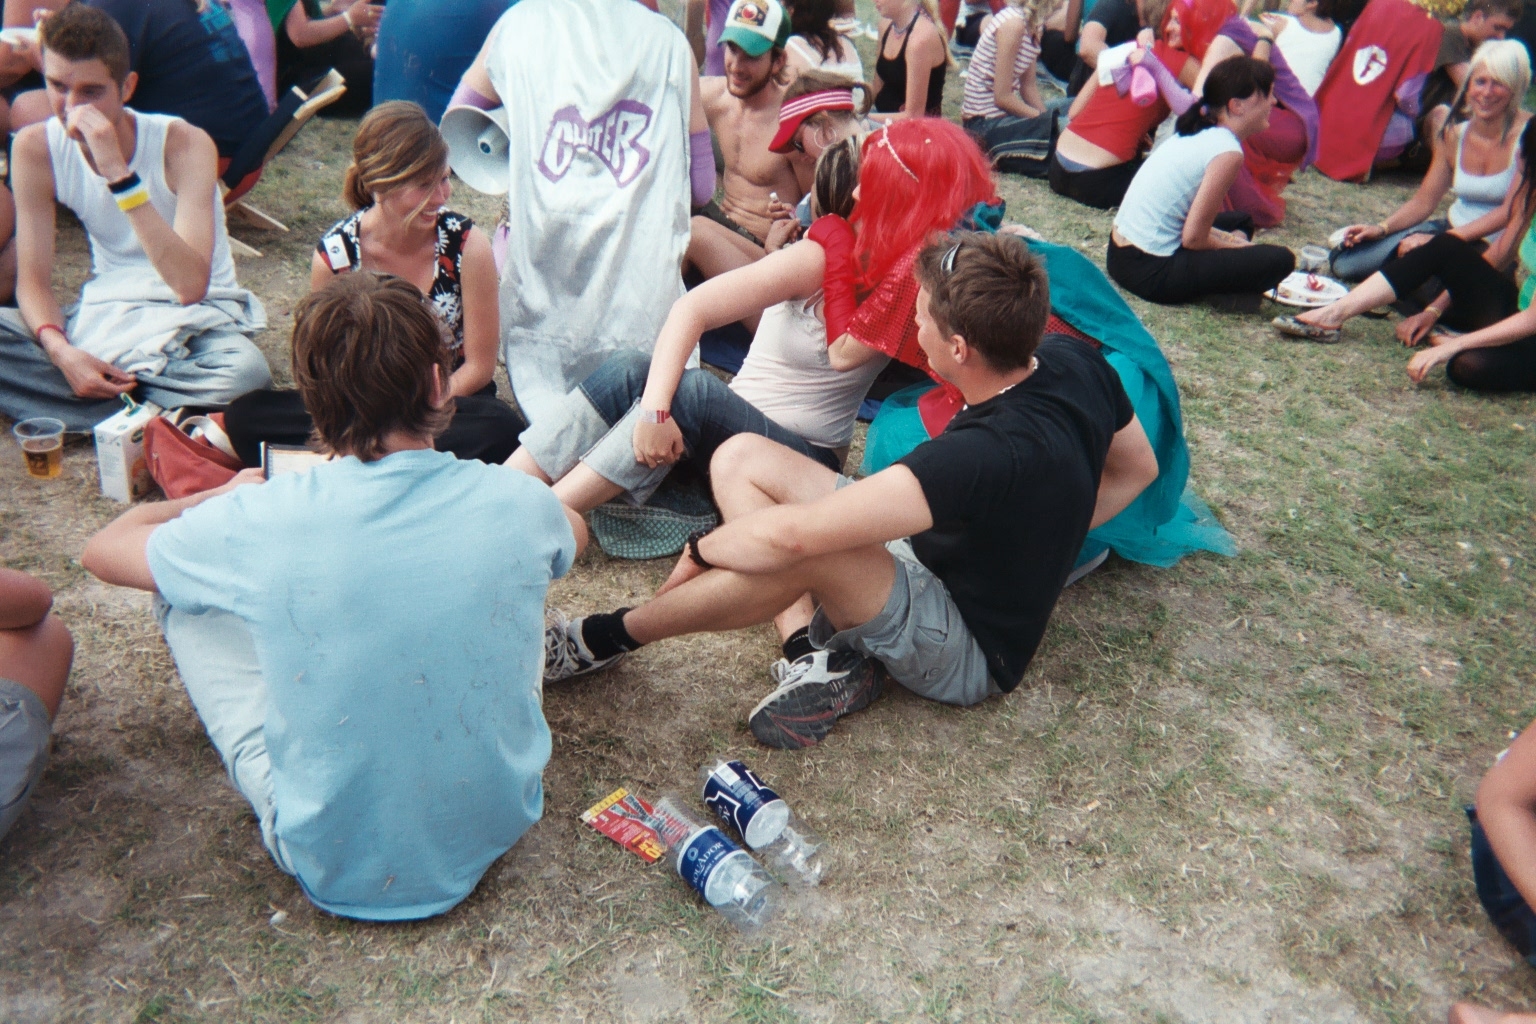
xmin=720 ymin=0 xmax=791 ymax=57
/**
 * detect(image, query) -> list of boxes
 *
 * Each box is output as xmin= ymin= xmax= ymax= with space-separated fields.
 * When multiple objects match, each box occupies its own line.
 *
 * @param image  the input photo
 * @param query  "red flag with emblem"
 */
xmin=1313 ymin=0 xmax=1442 ymax=182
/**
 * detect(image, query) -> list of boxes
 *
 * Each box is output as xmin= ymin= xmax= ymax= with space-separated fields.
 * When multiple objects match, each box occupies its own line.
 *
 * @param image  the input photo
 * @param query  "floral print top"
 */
xmin=316 ymin=208 xmax=473 ymax=365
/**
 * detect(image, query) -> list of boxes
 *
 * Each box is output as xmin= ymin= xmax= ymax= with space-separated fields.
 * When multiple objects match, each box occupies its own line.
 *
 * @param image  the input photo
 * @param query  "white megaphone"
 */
xmin=441 ymin=104 xmax=511 ymax=195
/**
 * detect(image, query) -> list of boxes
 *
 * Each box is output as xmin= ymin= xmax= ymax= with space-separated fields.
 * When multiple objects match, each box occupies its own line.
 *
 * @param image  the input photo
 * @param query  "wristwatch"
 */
xmin=638 ymin=407 xmax=670 ymax=424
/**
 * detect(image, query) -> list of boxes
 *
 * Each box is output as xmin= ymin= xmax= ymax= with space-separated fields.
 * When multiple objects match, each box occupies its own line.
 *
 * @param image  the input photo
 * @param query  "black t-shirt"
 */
xmin=897 ymin=335 xmax=1134 ymax=692
xmin=89 ymin=0 xmax=269 ymax=159
xmin=1068 ymin=0 xmax=1140 ymax=93
xmin=1087 ymin=0 xmax=1142 ymax=48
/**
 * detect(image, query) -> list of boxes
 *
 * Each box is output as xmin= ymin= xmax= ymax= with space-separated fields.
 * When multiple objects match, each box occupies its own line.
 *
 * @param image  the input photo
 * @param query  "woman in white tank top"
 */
xmin=1260 ymin=0 xmax=1340 ymax=97
xmin=785 ymin=0 xmax=865 ymax=80
xmin=1328 ymin=40 xmax=1532 ymax=281
xmin=507 ymin=136 xmax=890 ymax=513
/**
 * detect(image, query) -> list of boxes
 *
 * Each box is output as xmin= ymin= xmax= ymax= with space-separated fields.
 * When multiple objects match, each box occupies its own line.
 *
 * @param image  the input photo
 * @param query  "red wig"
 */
xmin=850 ymin=118 xmax=997 ymax=291
xmin=1163 ymin=0 xmax=1235 ymax=61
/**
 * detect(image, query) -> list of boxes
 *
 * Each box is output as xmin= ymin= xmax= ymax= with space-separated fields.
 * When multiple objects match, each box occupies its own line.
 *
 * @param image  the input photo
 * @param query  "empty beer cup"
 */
xmin=14 ymin=418 xmax=65 ymax=479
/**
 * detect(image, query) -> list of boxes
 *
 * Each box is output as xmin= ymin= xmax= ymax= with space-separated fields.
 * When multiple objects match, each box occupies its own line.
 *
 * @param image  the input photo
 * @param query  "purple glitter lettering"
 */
xmin=537 ymin=100 xmax=655 ymax=186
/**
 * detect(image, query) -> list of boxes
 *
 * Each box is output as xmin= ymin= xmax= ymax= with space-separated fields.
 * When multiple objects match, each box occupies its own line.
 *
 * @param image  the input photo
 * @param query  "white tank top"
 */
xmin=486 ymin=0 xmax=694 ymax=424
xmin=728 ymin=289 xmax=887 ymax=448
xmin=47 ymin=110 xmax=239 ymax=300
xmin=1271 ymin=15 xmax=1340 ymax=97
xmin=1449 ymin=122 xmax=1518 ymax=236
xmin=786 ymin=35 xmax=865 ymax=81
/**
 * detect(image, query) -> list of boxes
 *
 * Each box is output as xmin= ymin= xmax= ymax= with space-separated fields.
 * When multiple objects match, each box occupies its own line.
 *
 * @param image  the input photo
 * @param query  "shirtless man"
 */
xmin=697 ymin=0 xmax=802 ymax=251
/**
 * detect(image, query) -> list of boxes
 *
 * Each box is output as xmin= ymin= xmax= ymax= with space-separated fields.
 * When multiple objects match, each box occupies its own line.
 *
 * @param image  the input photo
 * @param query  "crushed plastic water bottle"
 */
xmin=647 ymin=796 xmax=780 ymax=932
xmin=700 ymin=760 xmax=826 ymax=887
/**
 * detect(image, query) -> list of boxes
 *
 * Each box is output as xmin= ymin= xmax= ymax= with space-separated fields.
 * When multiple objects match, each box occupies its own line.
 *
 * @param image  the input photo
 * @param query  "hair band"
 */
xmin=941 ymin=240 xmax=962 ymax=275
xmin=876 ymin=125 xmax=919 ymax=182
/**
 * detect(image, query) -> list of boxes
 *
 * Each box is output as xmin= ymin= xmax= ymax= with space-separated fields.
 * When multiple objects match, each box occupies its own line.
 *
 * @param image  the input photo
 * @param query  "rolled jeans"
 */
xmin=0 ymin=310 xmax=273 ymax=432
xmin=518 ymin=349 xmax=842 ymax=504
xmin=1329 ymin=218 xmax=1446 ymax=282
xmin=154 ymin=597 xmax=295 ymax=876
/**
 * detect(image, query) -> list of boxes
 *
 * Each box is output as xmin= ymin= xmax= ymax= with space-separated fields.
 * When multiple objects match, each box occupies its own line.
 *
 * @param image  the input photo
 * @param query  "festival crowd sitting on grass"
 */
xmin=1 ymin=1 xmax=1536 ymax=1001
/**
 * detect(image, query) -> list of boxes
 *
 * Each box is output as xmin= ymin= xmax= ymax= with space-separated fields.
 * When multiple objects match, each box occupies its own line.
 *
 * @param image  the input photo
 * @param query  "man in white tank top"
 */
xmin=0 ymin=5 xmax=271 ymax=432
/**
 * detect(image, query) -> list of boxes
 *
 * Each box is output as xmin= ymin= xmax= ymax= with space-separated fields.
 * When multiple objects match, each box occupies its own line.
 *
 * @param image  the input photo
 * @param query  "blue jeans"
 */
xmin=518 ymin=350 xmax=841 ymax=504
xmin=0 ymin=311 xmax=273 ymax=432
xmin=1329 ymin=219 xmax=1446 ymax=282
xmin=1469 ymin=806 xmax=1536 ymax=967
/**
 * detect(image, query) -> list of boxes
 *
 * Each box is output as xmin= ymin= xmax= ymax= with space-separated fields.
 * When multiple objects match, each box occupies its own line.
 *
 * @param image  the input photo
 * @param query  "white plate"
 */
xmin=1328 ymin=227 xmax=1350 ymax=248
xmin=1267 ymin=271 xmax=1349 ymax=308
xmin=0 ymin=27 xmax=37 ymax=46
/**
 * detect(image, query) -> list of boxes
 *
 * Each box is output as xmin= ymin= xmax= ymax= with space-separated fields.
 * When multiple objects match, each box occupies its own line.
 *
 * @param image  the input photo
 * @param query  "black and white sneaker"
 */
xmin=543 ymin=608 xmax=625 ymax=683
xmin=748 ymin=649 xmax=883 ymax=749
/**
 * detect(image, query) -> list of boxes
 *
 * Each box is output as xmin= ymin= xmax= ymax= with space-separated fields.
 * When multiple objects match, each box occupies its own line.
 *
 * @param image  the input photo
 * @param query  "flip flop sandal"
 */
xmin=1272 ymin=315 xmax=1342 ymax=344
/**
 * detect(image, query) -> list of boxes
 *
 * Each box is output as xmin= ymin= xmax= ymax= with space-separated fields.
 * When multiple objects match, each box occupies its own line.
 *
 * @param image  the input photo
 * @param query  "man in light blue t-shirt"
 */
xmin=82 ymin=273 xmax=584 ymax=921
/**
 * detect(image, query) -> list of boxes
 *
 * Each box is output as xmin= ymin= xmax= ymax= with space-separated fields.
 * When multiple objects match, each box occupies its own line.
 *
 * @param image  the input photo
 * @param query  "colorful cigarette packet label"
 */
xmin=580 ymin=788 xmax=666 ymax=863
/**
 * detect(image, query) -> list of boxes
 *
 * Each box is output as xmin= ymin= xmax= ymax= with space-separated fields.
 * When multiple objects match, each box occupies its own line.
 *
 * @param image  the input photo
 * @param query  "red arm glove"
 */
xmin=806 ymin=214 xmax=857 ymax=346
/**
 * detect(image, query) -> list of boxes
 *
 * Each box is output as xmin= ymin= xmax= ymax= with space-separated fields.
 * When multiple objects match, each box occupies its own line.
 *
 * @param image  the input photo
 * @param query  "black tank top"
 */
xmin=874 ymin=11 xmax=946 ymax=116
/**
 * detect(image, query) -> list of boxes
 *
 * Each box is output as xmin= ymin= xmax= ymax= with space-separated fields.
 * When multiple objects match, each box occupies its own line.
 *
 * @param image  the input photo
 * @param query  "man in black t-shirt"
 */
xmin=1070 ymin=0 xmax=1147 ymax=94
xmin=544 ymin=231 xmax=1161 ymax=748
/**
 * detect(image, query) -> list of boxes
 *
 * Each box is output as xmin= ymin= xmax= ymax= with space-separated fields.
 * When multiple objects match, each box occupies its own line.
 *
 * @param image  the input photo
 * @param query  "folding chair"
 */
xmin=221 ymin=69 xmax=348 ymax=246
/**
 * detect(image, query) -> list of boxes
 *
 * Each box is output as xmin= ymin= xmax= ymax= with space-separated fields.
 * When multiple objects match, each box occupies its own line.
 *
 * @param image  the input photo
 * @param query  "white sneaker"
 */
xmin=543 ymin=608 xmax=626 ymax=683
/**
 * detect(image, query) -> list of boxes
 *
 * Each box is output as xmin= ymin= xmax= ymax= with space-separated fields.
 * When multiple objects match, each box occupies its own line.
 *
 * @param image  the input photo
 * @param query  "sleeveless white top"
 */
xmin=486 ymin=0 xmax=693 ymax=423
xmin=786 ymin=35 xmax=865 ymax=80
xmin=47 ymin=109 xmax=239 ymax=301
xmin=729 ymin=290 xmax=887 ymax=448
xmin=1271 ymin=15 xmax=1340 ymax=97
xmin=1449 ymin=122 xmax=1518 ymax=236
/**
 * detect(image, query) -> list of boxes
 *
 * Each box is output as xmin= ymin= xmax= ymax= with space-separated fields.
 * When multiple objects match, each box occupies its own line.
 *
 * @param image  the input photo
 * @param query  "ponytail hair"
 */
xmin=1175 ymin=55 xmax=1274 ymax=135
xmin=342 ymin=101 xmax=450 ymax=213
xmin=812 ymin=134 xmax=862 ymax=219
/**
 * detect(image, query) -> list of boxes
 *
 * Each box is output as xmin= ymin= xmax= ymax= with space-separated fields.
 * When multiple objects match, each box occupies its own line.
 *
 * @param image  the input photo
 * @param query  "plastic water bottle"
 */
xmin=700 ymin=760 xmax=826 ymax=887
xmin=647 ymin=796 xmax=780 ymax=932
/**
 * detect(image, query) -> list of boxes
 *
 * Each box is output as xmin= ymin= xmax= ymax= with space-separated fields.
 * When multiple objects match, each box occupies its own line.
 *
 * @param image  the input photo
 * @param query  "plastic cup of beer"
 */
xmin=13 ymin=417 xmax=65 ymax=479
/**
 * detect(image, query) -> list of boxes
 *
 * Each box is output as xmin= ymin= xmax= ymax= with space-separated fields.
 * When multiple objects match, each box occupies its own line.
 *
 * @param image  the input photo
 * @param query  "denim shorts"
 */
xmin=0 ymin=677 xmax=52 ymax=841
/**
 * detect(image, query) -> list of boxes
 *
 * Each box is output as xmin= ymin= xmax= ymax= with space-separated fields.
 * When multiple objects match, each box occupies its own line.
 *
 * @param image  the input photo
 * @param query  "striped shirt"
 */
xmin=961 ymin=7 xmax=1042 ymax=120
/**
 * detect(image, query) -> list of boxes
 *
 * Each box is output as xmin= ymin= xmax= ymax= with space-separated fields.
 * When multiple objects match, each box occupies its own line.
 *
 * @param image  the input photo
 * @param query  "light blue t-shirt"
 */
xmin=146 ymin=449 xmax=574 ymax=920
xmin=1113 ymin=126 xmax=1244 ymax=257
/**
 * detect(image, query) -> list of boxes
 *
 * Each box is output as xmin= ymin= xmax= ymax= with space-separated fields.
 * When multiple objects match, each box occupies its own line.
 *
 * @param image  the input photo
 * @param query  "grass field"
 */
xmin=3 ymin=14 xmax=1536 ymax=1024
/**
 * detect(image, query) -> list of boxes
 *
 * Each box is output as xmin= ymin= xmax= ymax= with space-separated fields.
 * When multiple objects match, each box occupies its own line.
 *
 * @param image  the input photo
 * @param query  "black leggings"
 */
xmin=1379 ymin=233 xmax=1536 ymax=392
xmin=1380 ymin=233 xmax=1518 ymax=330
xmin=1106 ymin=212 xmax=1296 ymax=305
xmin=1048 ymin=152 xmax=1142 ymax=209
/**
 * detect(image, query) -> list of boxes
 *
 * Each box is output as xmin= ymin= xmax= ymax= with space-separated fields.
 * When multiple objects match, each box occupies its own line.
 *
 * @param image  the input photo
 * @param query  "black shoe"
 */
xmin=748 ymin=650 xmax=882 ymax=749
xmin=543 ymin=608 xmax=625 ymax=683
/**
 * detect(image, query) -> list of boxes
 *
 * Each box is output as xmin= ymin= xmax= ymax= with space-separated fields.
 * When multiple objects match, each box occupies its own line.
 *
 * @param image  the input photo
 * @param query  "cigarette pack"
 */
xmin=580 ymin=788 xmax=666 ymax=863
xmin=93 ymin=399 xmax=160 ymax=502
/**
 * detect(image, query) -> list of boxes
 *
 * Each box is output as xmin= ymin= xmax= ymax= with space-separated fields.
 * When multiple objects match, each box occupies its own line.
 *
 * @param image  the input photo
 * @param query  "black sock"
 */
xmin=781 ymin=626 xmax=816 ymax=663
xmin=580 ymin=608 xmax=641 ymax=660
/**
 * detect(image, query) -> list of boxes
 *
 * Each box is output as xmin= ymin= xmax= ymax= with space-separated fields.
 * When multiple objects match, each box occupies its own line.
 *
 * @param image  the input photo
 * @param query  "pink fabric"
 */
xmin=228 ymin=0 xmax=277 ymax=111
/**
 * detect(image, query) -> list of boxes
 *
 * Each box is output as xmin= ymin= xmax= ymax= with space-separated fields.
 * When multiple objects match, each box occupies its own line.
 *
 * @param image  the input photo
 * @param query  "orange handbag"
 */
xmin=143 ymin=411 xmax=244 ymax=499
